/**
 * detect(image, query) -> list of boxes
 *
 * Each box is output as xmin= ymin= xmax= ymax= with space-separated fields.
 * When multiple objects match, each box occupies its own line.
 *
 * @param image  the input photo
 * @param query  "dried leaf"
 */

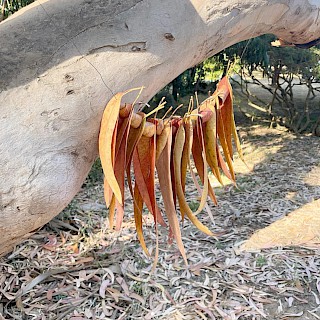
xmin=216 ymin=106 xmax=235 ymax=182
xmin=194 ymin=117 xmax=210 ymax=214
xmin=217 ymin=76 xmax=234 ymax=159
xmin=99 ymin=280 xmax=111 ymax=298
xmin=156 ymin=123 xmax=188 ymax=264
xmin=126 ymin=113 xmax=146 ymax=196
xmin=113 ymin=108 xmax=133 ymax=230
xmin=174 ymin=122 xmax=213 ymax=236
xmin=202 ymin=105 xmax=223 ymax=184
xmin=181 ymin=118 xmax=193 ymax=193
xmin=133 ymin=184 xmax=150 ymax=256
xmin=192 ymin=121 xmax=217 ymax=204
xmin=108 ymin=195 xmax=116 ymax=229
xmin=133 ymin=134 xmax=165 ymax=226
xmin=99 ymin=88 xmax=142 ymax=205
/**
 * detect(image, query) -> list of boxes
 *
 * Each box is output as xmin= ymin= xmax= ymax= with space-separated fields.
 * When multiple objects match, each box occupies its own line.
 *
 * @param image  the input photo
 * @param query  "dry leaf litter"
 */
xmin=0 ymin=125 xmax=319 ymax=320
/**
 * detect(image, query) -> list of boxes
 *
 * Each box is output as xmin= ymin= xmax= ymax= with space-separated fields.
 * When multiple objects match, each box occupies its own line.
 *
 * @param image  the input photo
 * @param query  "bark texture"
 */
xmin=0 ymin=0 xmax=319 ymax=256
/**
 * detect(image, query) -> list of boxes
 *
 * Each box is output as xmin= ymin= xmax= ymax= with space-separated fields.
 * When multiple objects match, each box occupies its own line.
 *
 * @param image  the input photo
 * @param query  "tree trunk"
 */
xmin=0 ymin=0 xmax=319 ymax=256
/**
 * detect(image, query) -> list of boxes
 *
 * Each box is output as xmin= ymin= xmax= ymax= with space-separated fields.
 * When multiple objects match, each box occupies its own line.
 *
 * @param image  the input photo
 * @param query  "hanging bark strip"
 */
xmin=98 ymin=77 xmax=244 ymax=262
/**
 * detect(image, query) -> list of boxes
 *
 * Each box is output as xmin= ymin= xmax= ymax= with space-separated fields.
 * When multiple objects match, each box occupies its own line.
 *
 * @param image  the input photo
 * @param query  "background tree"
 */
xmin=163 ymin=34 xmax=320 ymax=135
xmin=213 ymin=34 xmax=320 ymax=134
xmin=0 ymin=0 xmax=34 ymax=21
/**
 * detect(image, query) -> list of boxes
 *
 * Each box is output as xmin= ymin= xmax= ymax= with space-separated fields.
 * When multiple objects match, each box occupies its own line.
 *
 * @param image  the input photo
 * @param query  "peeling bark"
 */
xmin=1 ymin=0 xmax=320 ymax=256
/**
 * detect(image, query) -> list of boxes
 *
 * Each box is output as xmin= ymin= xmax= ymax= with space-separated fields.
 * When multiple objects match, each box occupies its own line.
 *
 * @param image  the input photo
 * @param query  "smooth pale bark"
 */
xmin=0 ymin=0 xmax=319 ymax=256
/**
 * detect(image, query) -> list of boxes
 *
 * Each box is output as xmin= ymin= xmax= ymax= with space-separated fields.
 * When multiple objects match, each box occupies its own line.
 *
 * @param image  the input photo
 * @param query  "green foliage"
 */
xmin=162 ymin=34 xmax=320 ymax=112
xmin=0 ymin=0 xmax=35 ymax=21
xmin=269 ymin=45 xmax=320 ymax=79
xmin=219 ymin=35 xmax=273 ymax=74
xmin=255 ymin=255 xmax=267 ymax=267
xmin=202 ymin=57 xmax=225 ymax=82
xmin=85 ymin=159 xmax=103 ymax=186
xmin=219 ymin=34 xmax=320 ymax=80
xmin=188 ymin=200 xmax=200 ymax=212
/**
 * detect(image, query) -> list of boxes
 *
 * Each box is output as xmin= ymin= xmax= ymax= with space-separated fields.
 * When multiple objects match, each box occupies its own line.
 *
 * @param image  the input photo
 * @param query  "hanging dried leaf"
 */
xmin=99 ymin=88 xmax=142 ymax=205
xmin=108 ymin=195 xmax=116 ymax=229
xmin=181 ymin=117 xmax=193 ymax=193
xmin=217 ymin=77 xmax=234 ymax=159
xmin=114 ymin=108 xmax=133 ymax=230
xmin=156 ymin=120 xmax=171 ymax=161
xmin=194 ymin=117 xmax=210 ymax=214
xmin=133 ymin=183 xmax=150 ymax=256
xmin=126 ymin=113 xmax=146 ymax=196
xmin=174 ymin=121 xmax=214 ymax=236
xmin=192 ymin=120 xmax=217 ymax=204
xmin=156 ymin=123 xmax=188 ymax=264
xmin=103 ymin=123 xmax=118 ymax=207
xmin=216 ymin=77 xmax=246 ymax=164
xmin=202 ymin=105 xmax=223 ymax=184
xmin=133 ymin=132 xmax=166 ymax=226
xmin=98 ymin=77 xmax=244 ymax=262
xmin=216 ymin=106 xmax=236 ymax=182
